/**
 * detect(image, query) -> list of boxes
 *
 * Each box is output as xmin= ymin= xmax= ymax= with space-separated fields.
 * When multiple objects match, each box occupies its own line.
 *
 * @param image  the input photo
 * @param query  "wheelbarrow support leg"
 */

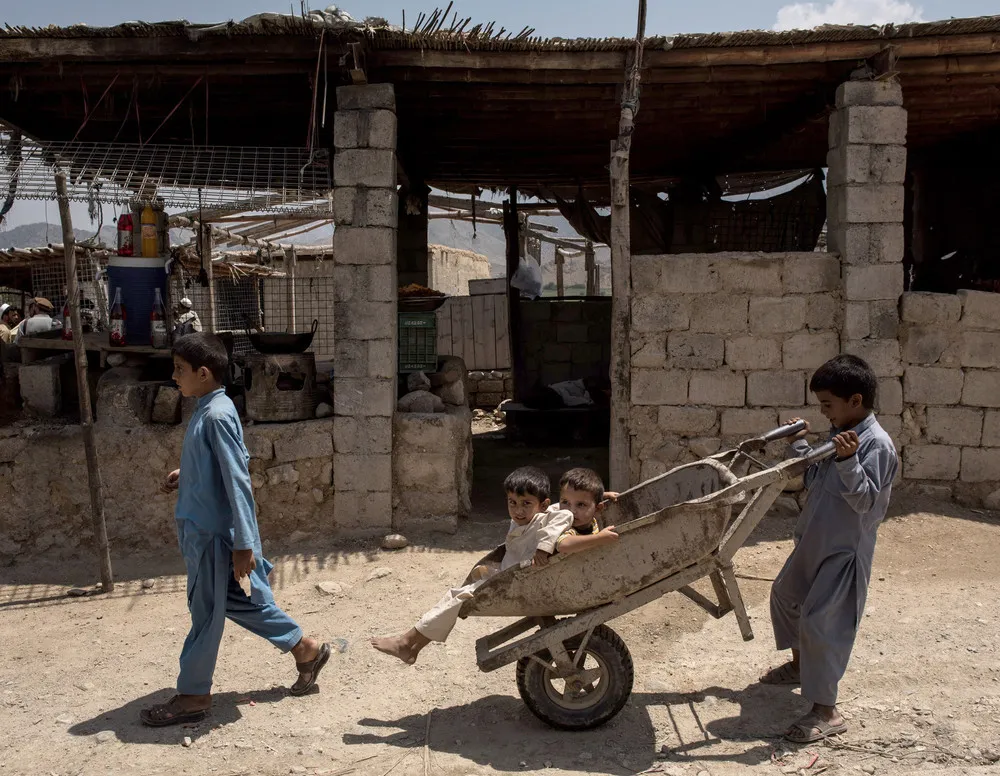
xmin=718 ymin=563 xmax=755 ymax=642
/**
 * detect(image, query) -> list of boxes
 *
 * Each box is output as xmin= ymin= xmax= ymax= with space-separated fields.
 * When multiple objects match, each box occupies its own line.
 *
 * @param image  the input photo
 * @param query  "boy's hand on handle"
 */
xmin=785 ymin=418 xmax=811 ymax=441
xmin=598 ymin=525 xmax=620 ymax=544
xmin=602 ymin=492 xmax=620 ymax=503
xmin=532 ymin=549 xmax=551 ymax=567
xmin=833 ymin=430 xmax=860 ymax=460
xmin=162 ymin=469 xmax=180 ymax=493
xmin=233 ymin=549 xmax=257 ymax=581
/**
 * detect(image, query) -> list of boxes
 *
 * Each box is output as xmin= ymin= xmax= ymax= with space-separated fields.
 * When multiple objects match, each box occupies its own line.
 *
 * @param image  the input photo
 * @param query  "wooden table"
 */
xmin=17 ymin=333 xmax=172 ymax=366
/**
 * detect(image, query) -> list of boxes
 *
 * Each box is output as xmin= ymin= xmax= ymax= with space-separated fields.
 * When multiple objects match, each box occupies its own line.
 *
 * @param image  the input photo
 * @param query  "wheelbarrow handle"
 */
xmin=758 ymin=419 xmax=808 ymax=443
xmin=804 ymin=440 xmax=838 ymax=464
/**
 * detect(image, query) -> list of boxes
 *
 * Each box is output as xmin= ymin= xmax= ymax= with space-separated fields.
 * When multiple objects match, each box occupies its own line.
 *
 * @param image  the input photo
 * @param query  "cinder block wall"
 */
xmin=898 ymin=290 xmax=1000 ymax=506
xmin=628 ymin=252 xmax=841 ymax=483
xmin=520 ymin=299 xmax=612 ymax=393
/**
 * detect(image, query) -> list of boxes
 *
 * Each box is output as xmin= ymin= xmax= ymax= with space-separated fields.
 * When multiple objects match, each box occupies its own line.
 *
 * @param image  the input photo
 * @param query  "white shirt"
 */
xmin=14 ymin=314 xmax=61 ymax=344
xmin=501 ymin=504 xmax=574 ymax=570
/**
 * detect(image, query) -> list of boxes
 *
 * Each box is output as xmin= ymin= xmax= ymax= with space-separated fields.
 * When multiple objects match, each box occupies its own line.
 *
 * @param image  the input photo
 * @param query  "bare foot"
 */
xmin=371 ymin=629 xmax=429 ymax=665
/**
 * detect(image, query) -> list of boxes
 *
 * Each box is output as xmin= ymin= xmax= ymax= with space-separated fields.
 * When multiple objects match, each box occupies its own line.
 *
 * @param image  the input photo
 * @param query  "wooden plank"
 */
xmin=459 ymin=296 xmax=475 ymax=369
xmin=494 ymin=292 xmax=511 ymax=370
xmin=437 ymin=299 xmax=453 ymax=356
xmin=472 ymin=294 xmax=489 ymax=370
xmin=483 ymin=294 xmax=499 ymax=369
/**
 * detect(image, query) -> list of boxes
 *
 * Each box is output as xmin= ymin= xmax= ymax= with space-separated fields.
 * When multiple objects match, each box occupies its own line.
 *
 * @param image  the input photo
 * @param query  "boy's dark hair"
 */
xmin=504 ymin=466 xmax=551 ymax=502
xmin=559 ymin=468 xmax=605 ymax=504
xmin=809 ymin=354 xmax=877 ymax=409
xmin=172 ymin=332 xmax=229 ymax=383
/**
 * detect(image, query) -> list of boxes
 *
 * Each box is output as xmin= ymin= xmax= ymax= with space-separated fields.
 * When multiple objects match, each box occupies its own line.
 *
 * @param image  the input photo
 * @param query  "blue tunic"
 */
xmin=770 ymin=413 xmax=898 ymax=706
xmin=174 ymin=389 xmax=301 ymax=695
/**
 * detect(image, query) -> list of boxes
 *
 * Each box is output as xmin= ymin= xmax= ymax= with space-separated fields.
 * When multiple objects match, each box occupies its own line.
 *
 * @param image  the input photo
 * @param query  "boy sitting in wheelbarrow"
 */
xmin=760 ymin=354 xmax=898 ymax=743
xmin=372 ymin=466 xmax=574 ymax=665
xmin=554 ymin=467 xmax=621 ymax=556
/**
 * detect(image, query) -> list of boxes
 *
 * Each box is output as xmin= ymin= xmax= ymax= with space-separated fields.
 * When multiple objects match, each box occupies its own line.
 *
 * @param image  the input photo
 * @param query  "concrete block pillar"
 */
xmin=331 ymin=84 xmax=398 ymax=535
xmin=827 ymin=80 xmax=907 ymax=421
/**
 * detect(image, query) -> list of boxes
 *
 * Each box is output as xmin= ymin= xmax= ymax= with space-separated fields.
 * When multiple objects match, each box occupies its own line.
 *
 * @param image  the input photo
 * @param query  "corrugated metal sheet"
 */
xmin=1 ymin=14 xmax=999 ymax=53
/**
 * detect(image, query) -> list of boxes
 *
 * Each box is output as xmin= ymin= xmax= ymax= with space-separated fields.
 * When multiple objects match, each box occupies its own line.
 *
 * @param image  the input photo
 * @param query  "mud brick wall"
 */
xmin=897 ymin=290 xmax=1000 ymax=507
xmin=0 ymin=420 xmax=341 ymax=563
xmin=519 ymin=299 xmax=612 ymax=394
xmin=628 ymin=252 xmax=842 ymax=483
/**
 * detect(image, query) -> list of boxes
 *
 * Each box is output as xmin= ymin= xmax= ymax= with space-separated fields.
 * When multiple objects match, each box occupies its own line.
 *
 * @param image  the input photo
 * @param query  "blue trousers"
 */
xmin=177 ymin=524 xmax=302 ymax=695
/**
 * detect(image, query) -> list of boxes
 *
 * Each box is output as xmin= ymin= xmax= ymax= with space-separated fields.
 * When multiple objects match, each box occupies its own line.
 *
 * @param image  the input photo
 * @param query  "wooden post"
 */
xmin=555 ymin=248 xmax=566 ymax=298
xmin=285 ymin=246 xmax=297 ymax=333
xmin=200 ymin=222 xmax=216 ymax=333
xmin=609 ymin=0 xmax=647 ymax=492
xmin=55 ymin=170 xmax=114 ymax=593
xmin=595 ymin=265 xmax=602 ymax=296
xmin=585 ymin=240 xmax=596 ymax=296
xmin=504 ymin=191 xmax=525 ymax=402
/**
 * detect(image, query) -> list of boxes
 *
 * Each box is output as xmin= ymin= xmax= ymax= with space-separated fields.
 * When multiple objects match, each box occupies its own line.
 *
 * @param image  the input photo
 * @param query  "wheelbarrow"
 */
xmin=457 ymin=421 xmax=836 ymax=730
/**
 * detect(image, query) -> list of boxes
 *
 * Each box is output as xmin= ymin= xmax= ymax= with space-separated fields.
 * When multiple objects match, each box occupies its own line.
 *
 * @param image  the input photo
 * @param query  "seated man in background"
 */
xmin=14 ymin=297 xmax=62 ymax=343
xmin=0 ymin=303 xmax=20 ymax=345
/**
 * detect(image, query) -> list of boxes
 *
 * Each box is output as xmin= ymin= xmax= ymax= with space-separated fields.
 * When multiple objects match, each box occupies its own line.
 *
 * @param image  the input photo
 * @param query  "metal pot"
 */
xmin=245 ymin=319 xmax=319 ymax=354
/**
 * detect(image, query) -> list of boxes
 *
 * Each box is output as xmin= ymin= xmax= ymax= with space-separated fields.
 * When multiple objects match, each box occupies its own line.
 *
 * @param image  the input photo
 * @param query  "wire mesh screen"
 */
xmin=0 ymin=128 xmax=333 ymax=214
xmin=29 ymin=255 xmax=108 ymax=325
xmin=175 ymin=261 xmax=334 ymax=359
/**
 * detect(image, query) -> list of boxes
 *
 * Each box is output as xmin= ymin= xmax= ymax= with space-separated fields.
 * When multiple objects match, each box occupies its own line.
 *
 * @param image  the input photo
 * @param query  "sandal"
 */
xmin=784 ymin=714 xmax=848 ymax=743
xmin=760 ymin=661 xmax=801 ymax=686
xmin=290 ymin=642 xmax=332 ymax=697
xmin=139 ymin=696 xmax=209 ymax=728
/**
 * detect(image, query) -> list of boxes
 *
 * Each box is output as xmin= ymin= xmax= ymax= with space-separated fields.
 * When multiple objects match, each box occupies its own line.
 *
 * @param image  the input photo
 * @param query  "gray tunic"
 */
xmin=770 ymin=413 xmax=898 ymax=706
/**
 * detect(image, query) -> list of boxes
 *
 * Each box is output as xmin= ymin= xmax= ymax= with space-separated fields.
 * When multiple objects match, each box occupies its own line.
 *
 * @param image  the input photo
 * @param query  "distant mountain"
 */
xmin=0 ymin=222 xmax=117 ymax=250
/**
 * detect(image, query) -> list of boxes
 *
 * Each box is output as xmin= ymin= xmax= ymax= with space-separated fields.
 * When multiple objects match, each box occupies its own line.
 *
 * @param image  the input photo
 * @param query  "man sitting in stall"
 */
xmin=0 ymin=303 xmax=20 ymax=345
xmin=14 ymin=297 xmax=62 ymax=343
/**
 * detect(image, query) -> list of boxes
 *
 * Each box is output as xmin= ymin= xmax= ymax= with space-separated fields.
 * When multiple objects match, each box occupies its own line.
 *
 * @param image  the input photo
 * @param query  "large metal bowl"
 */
xmin=246 ymin=319 xmax=318 ymax=354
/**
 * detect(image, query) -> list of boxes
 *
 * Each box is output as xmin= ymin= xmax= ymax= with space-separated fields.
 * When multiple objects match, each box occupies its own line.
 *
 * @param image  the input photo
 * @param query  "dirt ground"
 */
xmin=2 ymin=492 xmax=999 ymax=776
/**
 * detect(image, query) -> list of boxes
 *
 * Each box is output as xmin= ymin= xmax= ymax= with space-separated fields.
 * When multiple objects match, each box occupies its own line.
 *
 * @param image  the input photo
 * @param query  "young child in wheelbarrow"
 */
xmin=372 ymin=466 xmax=580 ymax=665
xmin=760 ymin=354 xmax=898 ymax=743
xmin=140 ymin=334 xmax=331 ymax=727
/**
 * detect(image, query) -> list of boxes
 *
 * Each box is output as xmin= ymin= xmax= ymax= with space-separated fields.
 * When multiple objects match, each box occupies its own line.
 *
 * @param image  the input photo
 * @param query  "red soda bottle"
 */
xmin=109 ymin=287 xmax=127 ymax=346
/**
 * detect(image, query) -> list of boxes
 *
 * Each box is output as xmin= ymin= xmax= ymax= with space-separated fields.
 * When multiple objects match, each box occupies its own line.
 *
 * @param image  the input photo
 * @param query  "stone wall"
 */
xmin=520 ymin=299 xmax=612 ymax=393
xmin=466 ymin=369 xmax=514 ymax=409
xmin=393 ymin=405 xmax=473 ymax=533
xmin=629 ymin=252 xmax=842 ymax=482
xmin=427 ymin=245 xmax=491 ymax=297
xmin=897 ymin=290 xmax=1000 ymax=507
xmin=0 ymin=420 xmax=339 ymax=562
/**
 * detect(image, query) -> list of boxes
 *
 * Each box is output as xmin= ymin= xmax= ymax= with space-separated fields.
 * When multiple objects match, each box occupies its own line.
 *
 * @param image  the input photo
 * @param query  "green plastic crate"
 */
xmin=398 ymin=313 xmax=438 ymax=373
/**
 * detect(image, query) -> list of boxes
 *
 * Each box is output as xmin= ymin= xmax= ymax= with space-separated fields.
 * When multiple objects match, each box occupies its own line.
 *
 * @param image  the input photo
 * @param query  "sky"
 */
xmin=0 ymin=0 xmax=995 ymax=230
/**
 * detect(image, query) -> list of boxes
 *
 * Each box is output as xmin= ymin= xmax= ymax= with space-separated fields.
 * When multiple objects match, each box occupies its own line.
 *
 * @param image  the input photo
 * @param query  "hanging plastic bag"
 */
xmin=510 ymin=257 xmax=542 ymax=300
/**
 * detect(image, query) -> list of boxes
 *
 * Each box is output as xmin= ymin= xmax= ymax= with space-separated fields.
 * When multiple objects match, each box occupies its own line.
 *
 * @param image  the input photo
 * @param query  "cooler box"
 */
xmin=107 ymin=257 xmax=168 ymax=346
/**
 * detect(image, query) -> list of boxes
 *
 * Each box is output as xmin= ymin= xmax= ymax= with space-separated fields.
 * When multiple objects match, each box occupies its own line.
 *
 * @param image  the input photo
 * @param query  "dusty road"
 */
xmin=1 ymin=495 xmax=998 ymax=776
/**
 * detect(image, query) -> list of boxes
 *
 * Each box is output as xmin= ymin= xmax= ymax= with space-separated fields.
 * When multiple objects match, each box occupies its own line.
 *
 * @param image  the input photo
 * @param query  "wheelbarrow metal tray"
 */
xmin=459 ymin=460 xmax=739 ymax=618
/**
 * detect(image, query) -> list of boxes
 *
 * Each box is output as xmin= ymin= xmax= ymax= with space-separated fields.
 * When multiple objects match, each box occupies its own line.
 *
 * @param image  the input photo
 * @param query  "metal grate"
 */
xmin=1 ymin=129 xmax=332 ymax=214
xmin=29 ymin=255 xmax=108 ymax=328
xmin=174 ymin=261 xmax=335 ymax=359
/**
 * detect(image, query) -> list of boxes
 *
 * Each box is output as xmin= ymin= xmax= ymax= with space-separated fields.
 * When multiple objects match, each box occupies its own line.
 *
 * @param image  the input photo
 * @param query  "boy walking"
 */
xmin=371 ymin=466 xmax=573 ymax=665
xmin=760 ymin=355 xmax=898 ymax=743
xmin=141 ymin=334 xmax=330 ymax=727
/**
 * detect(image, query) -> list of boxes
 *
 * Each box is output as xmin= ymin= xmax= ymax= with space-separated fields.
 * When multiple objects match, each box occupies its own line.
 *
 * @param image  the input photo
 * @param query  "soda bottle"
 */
xmin=109 ymin=287 xmax=126 ymax=347
xmin=140 ymin=205 xmax=158 ymax=258
xmin=151 ymin=287 xmax=168 ymax=349
xmin=61 ymin=291 xmax=73 ymax=341
xmin=116 ymin=213 xmax=134 ymax=257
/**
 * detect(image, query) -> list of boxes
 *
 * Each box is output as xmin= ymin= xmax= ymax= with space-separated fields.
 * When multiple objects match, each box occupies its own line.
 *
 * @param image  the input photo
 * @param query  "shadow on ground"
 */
xmin=67 ymin=686 xmax=296 ymax=745
xmin=343 ymin=683 xmax=805 ymax=774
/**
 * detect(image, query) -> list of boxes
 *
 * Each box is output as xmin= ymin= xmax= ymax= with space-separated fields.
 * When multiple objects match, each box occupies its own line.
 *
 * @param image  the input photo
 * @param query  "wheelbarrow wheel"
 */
xmin=516 ymin=624 xmax=633 ymax=730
